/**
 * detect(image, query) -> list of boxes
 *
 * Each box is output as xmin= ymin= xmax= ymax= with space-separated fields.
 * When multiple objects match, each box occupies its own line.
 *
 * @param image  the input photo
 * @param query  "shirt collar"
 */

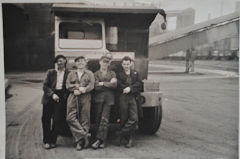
xmin=100 ymin=68 xmax=108 ymax=73
xmin=125 ymin=69 xmax=131 ymax=75
xmin=75 ymin=69 xmax=87 ymax=75
xmin=55 ymin=68 xmax=65 ymax=72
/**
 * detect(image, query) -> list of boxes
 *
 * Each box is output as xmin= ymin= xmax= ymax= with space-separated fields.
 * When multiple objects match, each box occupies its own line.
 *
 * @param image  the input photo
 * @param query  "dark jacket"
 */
xmin=94 ymin=70 xmax=117 ymax=92
xmin=94 ymin=70 xmax=117 ymax=105
xmin=117 ymin=69 xmax=144 ymax=118
xmin=117 ymin=70 xmax=142 ymax=94
xmin=41 ymin=69 xmax=70 ymax=105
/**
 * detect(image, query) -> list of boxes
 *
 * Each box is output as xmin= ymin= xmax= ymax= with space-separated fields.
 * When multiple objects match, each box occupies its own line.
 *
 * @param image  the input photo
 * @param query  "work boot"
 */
xmin=43 ymin=143 xmax=51 ymax=149
xmin=51 ymin=143 xmax=57 ymax=149
xmin=91 ymin=139 xmax=102 ymax=149
xmin=116 ymin=131 xmax=124 ymax=146
xmin=99 ymin=140 xmax=106 ymax=149
xmin=125 ymin=135 xmax=133 ymax=148
xmin=76 ymin=140 xmax=83 ymax=151
xmin=92 ymin=139 xmax=102 ymax=150
xmin=83 ymin=133 xmax=91 ymax=148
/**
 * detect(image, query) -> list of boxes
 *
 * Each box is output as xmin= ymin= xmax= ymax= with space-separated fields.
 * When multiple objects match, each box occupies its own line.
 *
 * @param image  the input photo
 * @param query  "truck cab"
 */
xmin=52 ymin=3 xmax=166 ymax=134
xmin=55 ymin=17 xmax=107 ymax=62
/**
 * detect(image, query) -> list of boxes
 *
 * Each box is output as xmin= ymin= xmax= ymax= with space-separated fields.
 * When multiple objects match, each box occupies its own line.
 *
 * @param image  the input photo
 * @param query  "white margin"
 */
xmin=0 ymin=3 xmax=6 ymax=159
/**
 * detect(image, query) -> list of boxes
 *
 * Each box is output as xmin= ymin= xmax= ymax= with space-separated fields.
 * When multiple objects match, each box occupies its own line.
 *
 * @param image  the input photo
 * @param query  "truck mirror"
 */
xmin=161 ymin=22 xmax=166 ymax=30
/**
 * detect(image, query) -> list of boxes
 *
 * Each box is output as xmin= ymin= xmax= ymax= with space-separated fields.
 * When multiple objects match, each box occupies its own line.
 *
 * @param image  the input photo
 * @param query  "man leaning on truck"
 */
xmin=91 ymin=55 xmax=117 ymax=149
xmin=66 ymin=56 xmax=95 ymax=151
xmin=117 ymin=56 xmax=142 ymax=148
xmin=41 ymin=55 xmax=70 ymax=149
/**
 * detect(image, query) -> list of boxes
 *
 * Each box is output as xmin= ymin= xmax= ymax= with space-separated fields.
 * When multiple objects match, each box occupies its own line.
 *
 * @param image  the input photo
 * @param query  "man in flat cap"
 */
xmin=41 ymin=55 xmax=70 ymax=149
xmin=66 ymin=56 xmax=95 ymax=151
xmin=91 ymin=55 xmax=117 ymax=149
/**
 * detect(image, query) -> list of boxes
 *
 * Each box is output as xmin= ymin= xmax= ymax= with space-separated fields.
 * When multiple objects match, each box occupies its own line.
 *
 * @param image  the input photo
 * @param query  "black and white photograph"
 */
xmin=1 ymin=0 xmax=239 ymax=158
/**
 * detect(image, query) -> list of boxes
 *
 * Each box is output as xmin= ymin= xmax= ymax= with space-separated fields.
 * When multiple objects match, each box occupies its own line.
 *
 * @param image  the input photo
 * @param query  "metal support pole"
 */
xmin=185 ymin=49 xmax=190 ymax=73
xmin=189 ymin=48 xmax=195 ymax=72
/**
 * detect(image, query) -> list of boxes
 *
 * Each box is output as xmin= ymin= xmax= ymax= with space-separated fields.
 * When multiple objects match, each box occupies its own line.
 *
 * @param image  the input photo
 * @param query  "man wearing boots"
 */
xmin=117 ymin=56 xmax=142 ymax=148
xmin=41 ymin=55 xmax=70 ymax=149
xmin=66 ymin=56 xmax=95 ymax=151
xmin=91 ymin=55 xmax=117 ymax=149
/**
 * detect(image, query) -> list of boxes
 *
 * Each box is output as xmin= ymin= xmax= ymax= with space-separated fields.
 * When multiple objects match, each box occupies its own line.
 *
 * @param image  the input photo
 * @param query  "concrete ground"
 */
xmin=4 ymin=60 xmax=239 ymax=159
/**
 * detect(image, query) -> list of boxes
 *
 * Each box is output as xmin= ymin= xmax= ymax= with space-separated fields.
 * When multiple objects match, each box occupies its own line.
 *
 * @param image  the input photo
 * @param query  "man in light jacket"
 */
xmin=66 ymin=56 xmax=95 ymax=151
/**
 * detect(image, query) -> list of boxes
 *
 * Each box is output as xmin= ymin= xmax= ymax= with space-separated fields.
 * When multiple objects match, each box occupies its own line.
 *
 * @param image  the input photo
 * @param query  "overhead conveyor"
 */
xmin=149 ymin=11 xmax=239 ymax=60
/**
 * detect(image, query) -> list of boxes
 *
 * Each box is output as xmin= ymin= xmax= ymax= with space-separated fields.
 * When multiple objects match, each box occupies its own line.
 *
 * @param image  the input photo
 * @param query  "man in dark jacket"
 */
xmin=41 ymin=55 xmax=70 ymax=149
xmin=117 ymin=56 xmax=142 ymax=148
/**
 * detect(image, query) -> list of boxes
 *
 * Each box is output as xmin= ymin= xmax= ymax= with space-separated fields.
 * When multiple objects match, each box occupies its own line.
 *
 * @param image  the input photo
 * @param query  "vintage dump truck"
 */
xmin=52 ymin=3 xmax=166 ymax=134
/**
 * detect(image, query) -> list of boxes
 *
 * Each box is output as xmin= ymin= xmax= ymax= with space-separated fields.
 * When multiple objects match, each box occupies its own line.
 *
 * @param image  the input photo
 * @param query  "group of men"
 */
xmin=41 ymin=53 xmax=142 ymax=151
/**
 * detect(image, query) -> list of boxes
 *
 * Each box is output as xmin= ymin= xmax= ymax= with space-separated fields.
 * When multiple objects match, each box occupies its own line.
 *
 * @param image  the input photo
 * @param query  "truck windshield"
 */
xmin=59 ymin=22 xmax=102 ymax=40
xmin=58 ymin=21 xmax=103 ymax=49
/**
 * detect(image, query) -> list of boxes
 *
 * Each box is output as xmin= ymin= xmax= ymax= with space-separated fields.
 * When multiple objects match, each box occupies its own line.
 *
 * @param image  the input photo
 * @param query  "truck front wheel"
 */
xmin=138 ymin=105 xmax=162 ymax=134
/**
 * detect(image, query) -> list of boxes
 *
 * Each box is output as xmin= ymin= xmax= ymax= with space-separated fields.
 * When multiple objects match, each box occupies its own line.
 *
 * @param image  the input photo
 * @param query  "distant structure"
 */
xmin=235 ymin=1 xmax=240 ymax=11
xmin=149 ymin=7 xmax=239 ymax=62
xmin=176 ymin=8 xmax=195 ymax=29
xmin=149 ymin=8 xmax=195 ymax=36
xmin=149 ymin=11 xmax=239 ymax=72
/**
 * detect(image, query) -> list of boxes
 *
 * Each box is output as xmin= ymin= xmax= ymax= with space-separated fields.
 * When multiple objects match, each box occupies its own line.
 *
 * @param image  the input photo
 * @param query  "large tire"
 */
xmin=139 ymin=104 xmax=162 ymax=134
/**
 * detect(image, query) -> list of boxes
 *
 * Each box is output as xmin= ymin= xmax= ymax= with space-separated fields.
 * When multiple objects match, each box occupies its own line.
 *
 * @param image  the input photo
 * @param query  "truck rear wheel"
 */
xmin=139 ymin=105 xmax=162 ymax=134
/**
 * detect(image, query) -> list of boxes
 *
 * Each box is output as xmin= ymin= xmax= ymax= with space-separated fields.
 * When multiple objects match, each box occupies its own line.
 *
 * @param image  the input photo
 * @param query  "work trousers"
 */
xmin=95 ymin=102 xmax=111 ymax=141
xmin=66 ymin=93 xmax=91 ymax=143
xmin=41 ymin=90 xmax=65 ymax=144
xmin=119 ymin=94 xmax=138 ymax=137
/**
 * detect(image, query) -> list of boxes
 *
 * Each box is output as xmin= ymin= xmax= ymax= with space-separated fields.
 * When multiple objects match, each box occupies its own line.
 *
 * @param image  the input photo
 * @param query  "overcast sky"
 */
xmin=159 ymin=0 xmax=239 ymax=23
